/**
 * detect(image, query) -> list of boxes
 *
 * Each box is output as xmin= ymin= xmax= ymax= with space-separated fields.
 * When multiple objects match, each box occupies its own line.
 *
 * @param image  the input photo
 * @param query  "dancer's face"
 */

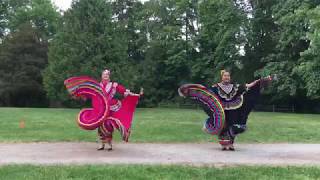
xmin=221 ymin=72 xmax=231 ymax=84
xmin=101 ymin=71 xmax=110 ymax=82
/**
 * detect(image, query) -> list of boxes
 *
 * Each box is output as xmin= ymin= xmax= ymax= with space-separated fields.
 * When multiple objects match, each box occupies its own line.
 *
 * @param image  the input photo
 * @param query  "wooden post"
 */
xmin=292 ymin=105 xmax=294 ymax=113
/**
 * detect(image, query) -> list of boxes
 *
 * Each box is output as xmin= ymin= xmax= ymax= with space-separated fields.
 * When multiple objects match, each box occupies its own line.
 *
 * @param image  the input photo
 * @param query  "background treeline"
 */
xmin=0 ymin=0 xmax=319 ymax=112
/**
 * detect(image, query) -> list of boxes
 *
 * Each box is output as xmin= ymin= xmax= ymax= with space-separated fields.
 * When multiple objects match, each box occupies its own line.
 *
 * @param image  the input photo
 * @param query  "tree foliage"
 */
xmin=0 ymin=0 xmax=319 ymax=110
xmin=0 ymin=23 xmax=48 ymax=106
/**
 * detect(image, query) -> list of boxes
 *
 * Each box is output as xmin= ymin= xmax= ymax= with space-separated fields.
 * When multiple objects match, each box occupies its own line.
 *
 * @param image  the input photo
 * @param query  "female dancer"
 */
xmin=179 ymin=69 xmax=275 ymax=151
xmin=97 ymin=69 xmax=143 ymax=150
xmin=64 ymin=69 xmax=143 ymax=151
xmin=212 ymin=70 xmax=274 ymax=150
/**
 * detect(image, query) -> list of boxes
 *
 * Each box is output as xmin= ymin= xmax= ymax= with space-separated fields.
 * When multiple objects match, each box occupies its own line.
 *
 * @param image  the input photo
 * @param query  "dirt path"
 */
xmin=0 ymin=143 xmax=320 ymax=166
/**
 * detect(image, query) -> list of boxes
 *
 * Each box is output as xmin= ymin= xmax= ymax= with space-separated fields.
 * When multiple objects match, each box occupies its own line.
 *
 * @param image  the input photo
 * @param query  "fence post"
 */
xmin=292 ymin=105 xmax=295 ymax=113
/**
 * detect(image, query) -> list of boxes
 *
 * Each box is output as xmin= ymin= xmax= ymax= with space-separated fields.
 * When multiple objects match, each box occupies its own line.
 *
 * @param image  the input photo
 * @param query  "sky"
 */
xmin=51 ymin=0 xmax=73 ymax=11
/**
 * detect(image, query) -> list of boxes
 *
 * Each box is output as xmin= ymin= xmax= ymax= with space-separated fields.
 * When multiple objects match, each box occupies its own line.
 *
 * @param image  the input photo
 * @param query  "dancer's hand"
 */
xmin=245 ymin=80 xmax=259 ymax=88
xmin=271 ymin=74 xmax=278 ymax=81
xmin=127 ymin=87 xmax=144 ymax=97
xmin=139 ymin=87 xmax=144 ymax=96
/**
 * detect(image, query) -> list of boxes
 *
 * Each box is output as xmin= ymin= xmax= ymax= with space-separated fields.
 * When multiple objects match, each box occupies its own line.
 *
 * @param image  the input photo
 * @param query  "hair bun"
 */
xmin=220 ymin=69 xmax=226 ymax=76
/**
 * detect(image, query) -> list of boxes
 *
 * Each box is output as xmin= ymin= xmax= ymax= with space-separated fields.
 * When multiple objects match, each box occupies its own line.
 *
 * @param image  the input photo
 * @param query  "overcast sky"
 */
xmin=51 ymin=0 xmax=72 ymax=11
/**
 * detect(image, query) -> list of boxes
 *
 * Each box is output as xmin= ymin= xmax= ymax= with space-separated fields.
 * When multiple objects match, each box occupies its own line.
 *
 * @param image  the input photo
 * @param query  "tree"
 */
xmin=134 ymin=0 xmax=192 ymax=105
xmin=195 ymin=0 xmax=247 ymax=84
xmin=257 ymin=0 xmax=320 ymax=103
xmin=8 ymin=0 xmax=60 ymax=40
xmin=111 ymin=0 xmax=146 ymax=62
xmin=295 ymin=6 xmax=320 ymax=99
xmin=242 ymin=0 xmax=278 ymax=81
xmin=0 ymin=0 xmax=8 ymax=39
xmin=0 ymin=0 xmax=30 ymax=40
xmin=0 ymin=23 xmax=48 ymax=106
xmin=0 ymin=0 xmax=59 ymax=106
xmin=43 ymin=0 xmax=129 ymax=103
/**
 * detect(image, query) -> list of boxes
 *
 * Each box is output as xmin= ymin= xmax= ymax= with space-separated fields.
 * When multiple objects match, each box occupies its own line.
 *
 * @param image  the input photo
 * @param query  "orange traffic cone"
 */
xmin=19 ymin=120 xmax=25 ymax=129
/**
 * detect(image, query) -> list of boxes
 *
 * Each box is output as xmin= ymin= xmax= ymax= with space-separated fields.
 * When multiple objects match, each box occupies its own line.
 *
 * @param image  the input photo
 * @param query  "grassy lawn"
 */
xmin=1 ymin=165 xmax=320 ymax=180
xmin=0 ymin=107 xmax=319 ymax=143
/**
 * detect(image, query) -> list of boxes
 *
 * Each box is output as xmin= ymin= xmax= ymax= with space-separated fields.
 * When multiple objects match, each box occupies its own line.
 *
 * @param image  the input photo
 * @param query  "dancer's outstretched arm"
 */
xmin=245 ymin=80 xmax=260 ymax=89
xmin=245 ymin=75 xmax=274 ymax=89
xmin=120 ymin=86 xmax=144 ymax=97
xmin=129 ymin=87 xmax=144 ymax=96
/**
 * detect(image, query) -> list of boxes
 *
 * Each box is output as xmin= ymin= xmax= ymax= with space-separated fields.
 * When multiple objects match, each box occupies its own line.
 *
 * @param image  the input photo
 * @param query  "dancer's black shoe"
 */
xmin=107 ymin=141 xmax=113 ymax=151
xmin=97 ymin=144 xmax=105 ymax=151
xmin=228 ymin=144 xmax=235 ymax=151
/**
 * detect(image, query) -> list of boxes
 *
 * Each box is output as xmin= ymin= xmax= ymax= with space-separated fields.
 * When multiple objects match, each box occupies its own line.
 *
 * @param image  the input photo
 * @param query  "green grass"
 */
xmin=0 ymin=108 xmax=319 ymax=143
xmin=1 ymin=165 xmax=320 ymax=180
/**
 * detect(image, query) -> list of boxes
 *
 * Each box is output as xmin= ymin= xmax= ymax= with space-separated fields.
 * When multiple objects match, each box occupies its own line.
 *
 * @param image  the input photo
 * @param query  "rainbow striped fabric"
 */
xmin=64 ymin=76 xmax=109 ymax=130
xmin=178 ymin=84 xmax=225 ymax=135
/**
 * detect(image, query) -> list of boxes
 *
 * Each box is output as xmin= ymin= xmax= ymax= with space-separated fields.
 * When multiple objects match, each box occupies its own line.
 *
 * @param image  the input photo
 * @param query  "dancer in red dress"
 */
xmin=64 ymin=69 xmax=143 ymax=151
xmin=97 ymin=69 xmax=143 ymax=150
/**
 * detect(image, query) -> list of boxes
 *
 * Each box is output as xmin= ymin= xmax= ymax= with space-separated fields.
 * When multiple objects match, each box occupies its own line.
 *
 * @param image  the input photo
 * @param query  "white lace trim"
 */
xmin=217 ymin=83 xmax=234 ymax=94
xmin=110 ymin=100 xmax=122 ymax=112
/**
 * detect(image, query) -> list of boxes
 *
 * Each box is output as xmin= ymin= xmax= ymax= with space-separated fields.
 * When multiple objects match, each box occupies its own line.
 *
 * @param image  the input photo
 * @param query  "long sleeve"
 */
xmin=116 ymin=84 xmax=130 ymax=97
xmin=237 ymin=84 xmax=247 ymax=95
